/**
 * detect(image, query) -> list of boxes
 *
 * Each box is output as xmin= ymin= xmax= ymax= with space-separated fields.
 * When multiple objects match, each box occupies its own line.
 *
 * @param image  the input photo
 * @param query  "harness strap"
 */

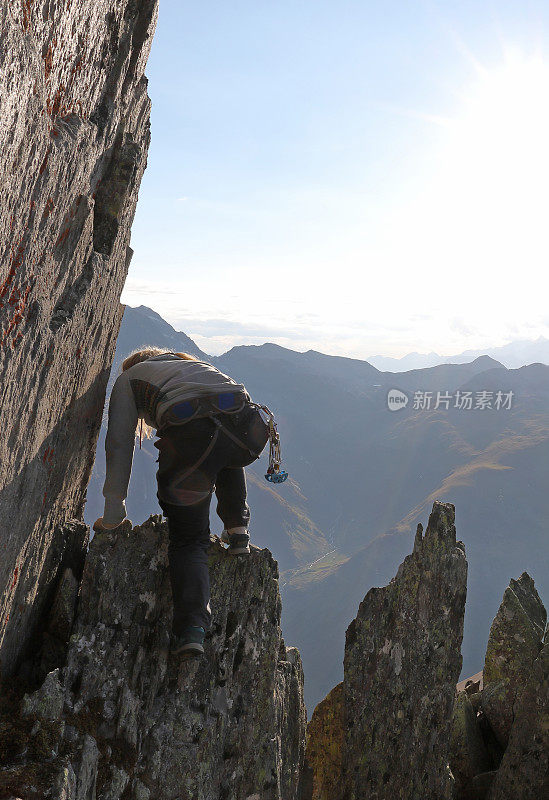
xmin=160 ymin=401 xmax=267 ymax=489
xmin=171 ymin=427 xmax=220 ymax=486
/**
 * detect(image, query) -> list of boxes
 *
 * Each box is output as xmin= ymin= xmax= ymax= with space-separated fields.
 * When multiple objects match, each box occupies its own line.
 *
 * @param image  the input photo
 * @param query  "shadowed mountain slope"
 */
xmin=85 ymin=306 xmax=549 ymax=709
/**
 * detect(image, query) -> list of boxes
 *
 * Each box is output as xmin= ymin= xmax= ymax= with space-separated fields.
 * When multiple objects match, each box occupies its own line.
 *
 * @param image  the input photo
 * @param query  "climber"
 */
xmin=93 ymin=347 xmax=270 ymax=657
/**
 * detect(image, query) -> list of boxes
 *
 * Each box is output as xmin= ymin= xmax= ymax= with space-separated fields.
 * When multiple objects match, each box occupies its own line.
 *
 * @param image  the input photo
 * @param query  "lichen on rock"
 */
xmin=21 ymin=667 xmax=64 ymax=722
xmin=487 ymin=642 xmax=548 ymax=800
xmin=0 ymin=516 xmax=306 ymax=800
xmin=342 ymin=501 xmax=467 ymax=800
xmin=302 ymin=501 xmax=468 ymax=800
xmin=481 ymin=572 xmax=546 ymax=748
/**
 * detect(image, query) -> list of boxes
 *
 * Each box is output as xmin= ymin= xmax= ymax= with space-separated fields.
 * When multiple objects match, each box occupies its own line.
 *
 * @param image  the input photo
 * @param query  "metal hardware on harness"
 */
xmin=253 ymin=404 xmax=289 ymax=484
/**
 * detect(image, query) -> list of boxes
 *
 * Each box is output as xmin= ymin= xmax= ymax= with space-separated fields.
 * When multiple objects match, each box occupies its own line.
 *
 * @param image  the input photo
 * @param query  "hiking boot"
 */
xmin=170 ymin=625 xmax=205 ymax=656
xmin=221 ymin=526 xmax=250 ymax=554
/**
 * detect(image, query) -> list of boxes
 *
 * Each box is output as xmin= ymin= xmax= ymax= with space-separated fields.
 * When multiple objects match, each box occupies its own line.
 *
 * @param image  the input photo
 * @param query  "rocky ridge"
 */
xmin=1 ymin=503 xmax=546 ymax=800
xmin=0 ymin=516 xmax=306 ymax=800
xmin=302 ymin=504 xmax=548 ymax=800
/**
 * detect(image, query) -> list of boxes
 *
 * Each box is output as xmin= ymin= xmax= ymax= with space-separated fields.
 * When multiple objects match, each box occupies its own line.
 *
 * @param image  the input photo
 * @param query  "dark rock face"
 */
xmin=448 ymin=572 xmax=547 ymax=800
xmin=342 ymin=501 xmax=467 ymax=800
xmin=1 ymin=517 xmax=306 ymax=799
xmin=487 ymin=642 xmax=548 ymax=800
xmin=302 ymin=502 xmax=468 ymax=800
xmin=38 ymin=565 xmax=81 ymax=680
xmin=300 ymin=682 xmax=344 ymax=800
xmin=449 ymin=691 xmax=491 ymax=794
xmin=481 ymin=573 xmax=546 ymax=748
xmin=0 ymin=0 xmax=158 ymax=676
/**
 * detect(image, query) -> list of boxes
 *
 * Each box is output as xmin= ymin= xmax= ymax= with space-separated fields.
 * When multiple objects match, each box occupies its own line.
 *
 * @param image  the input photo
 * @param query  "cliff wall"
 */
xmin=0 ymin=0 xmax=158 ymax=675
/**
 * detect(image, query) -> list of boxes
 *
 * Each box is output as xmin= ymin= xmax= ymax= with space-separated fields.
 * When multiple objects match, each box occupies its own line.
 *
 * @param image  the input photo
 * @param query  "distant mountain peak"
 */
xmin=117 ymin=305 xmax=210 ymax=362
xmin=468 ymin=355 xmax=506 ymax=369
xmin=223 ymin=341 xmax=294 ymax=358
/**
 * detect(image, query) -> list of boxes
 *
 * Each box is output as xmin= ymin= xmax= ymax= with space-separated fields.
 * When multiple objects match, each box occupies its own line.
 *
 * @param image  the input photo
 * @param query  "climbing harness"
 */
xmin=155 ymin=393 xmax=289 ymax=486
xmin=250 ymin=404 xmax=289 ymax=484
xmin=159 ymin=390 xmax=249 ymax=429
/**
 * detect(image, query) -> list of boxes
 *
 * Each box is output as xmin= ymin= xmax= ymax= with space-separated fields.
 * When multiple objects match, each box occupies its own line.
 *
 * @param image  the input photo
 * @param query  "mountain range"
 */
xmin=369 ymin=336 xmax=549 ymax=371
xmin=84 ymin=305 xmax=549 ymax=711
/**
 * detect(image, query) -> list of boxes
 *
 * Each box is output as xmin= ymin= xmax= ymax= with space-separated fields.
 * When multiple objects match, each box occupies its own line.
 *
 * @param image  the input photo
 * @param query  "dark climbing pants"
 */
xmin=154 ymin=403 xmax=269 ymax=636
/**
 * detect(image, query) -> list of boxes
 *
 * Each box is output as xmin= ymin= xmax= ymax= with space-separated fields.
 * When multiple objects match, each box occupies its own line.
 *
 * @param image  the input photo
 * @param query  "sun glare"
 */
xmin=386 ymin=51 xmax=549 ymax=313
xmin=451 ymin=52 xmax=549 ymax=203
xmin=440 ymin=52 xmax=549 ymax=249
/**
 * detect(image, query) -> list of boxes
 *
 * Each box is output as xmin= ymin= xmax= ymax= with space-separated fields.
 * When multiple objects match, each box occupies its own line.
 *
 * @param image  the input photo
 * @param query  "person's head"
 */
xmin=121 ymin=347 xmax=199 ymax=372
xmin=120 ymin=347 xmax=200 ymax=440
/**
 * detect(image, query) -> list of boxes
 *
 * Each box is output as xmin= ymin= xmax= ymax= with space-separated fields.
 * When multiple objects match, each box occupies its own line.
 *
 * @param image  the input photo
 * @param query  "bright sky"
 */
xmin=122 ymin=0 xmax=549 ymax=359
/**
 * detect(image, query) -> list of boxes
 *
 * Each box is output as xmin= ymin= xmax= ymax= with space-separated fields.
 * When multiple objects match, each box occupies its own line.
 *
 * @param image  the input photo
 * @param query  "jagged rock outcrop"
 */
xmin=0 ymin=516 xmax=306 ymax=800
xmin=449 ymin=690 xmax=491 ymax=795
xmin=448 ymin=572 xmax=547 ymax=800
xmin=480 ymin=573 xmax=546 ymax=748
xmin=302 ymin=501 xmax=468 ymax=800
xmin=488 ymin=642 xmax=548 ymax=800
xmin=38 ymin=566 xmax=81 ymax=680
xmin=299 ymin=682 xmax=344 ymax=800
xmin=343 ymin=501 xmax=467 ymax=800
xmin=0 ymin=0 xmax=158 ymax=676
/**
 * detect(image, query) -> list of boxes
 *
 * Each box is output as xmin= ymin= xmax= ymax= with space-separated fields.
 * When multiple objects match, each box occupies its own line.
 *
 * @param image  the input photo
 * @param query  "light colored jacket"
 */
xmin=102 ymin=353 xmax=247 ymax=525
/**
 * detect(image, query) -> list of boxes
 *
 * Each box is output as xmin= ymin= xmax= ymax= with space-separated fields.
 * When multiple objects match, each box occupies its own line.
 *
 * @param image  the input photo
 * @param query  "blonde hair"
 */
xmin=120 ymin=347 xmax=200 ymax=444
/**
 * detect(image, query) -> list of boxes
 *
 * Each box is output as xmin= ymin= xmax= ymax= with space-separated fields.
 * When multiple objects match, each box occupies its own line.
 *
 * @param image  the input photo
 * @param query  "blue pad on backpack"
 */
xmin=171 ymin=400 xmax=197 ymax=420
xmin=217 ymin=392 xmax=236 ymax=410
